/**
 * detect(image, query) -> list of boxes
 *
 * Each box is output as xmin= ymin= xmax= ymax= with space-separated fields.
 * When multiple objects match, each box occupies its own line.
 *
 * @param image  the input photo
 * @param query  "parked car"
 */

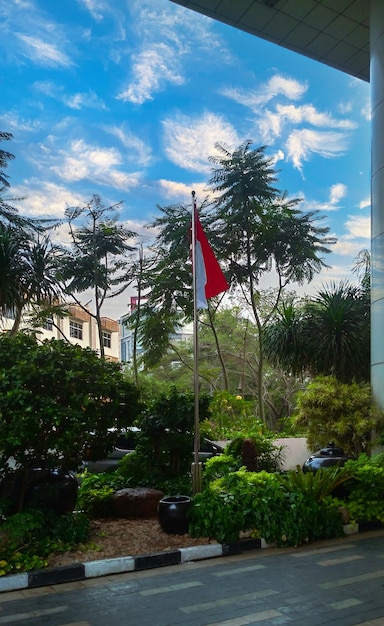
xmin=302 ymin=444 xmax=353 ymax=473
xmin=79 ymin=428 xmax=224 ymax=474
xmin=0 ymin=467 xmax=78 ymax=515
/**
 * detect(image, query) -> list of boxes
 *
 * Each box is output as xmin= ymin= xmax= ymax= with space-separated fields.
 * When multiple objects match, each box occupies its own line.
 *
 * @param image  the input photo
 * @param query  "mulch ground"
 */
xmin=47 ymin=517 xmax=217 ymax=568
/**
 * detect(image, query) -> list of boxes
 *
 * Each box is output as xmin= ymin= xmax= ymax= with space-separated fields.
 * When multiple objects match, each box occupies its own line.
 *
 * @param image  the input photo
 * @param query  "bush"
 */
xmin=0 ymin=509 xmax=90 ymax=575
xmin=204 ymin=391 xmax=259 ymax=439
xmin=294 ymin=376 xmax=384 ymax=456
xmin=189 ymin=467 xmax=344 ymax=546
xmin=226 ymin=434 xmax=284 ymax=473
xmin=337 ymin=454 xmax=384 ymax=523
xmin=77 ymin=472 xmax=128 ymax=517
xmin=117 ymin=387 xmax=210 ymax=488
xmin=0 ymin=334 xmax=141 ymax=512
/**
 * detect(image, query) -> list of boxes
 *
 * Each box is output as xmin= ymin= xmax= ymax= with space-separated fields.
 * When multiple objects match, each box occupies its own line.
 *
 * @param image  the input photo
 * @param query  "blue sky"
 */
xmin=1 ymin=0 xmax=371 ymax=319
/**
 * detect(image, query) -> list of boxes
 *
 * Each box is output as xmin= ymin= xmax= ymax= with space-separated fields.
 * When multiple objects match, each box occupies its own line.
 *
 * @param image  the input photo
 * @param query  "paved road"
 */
xmin=1 ymin=531 xmax=384 ymax=626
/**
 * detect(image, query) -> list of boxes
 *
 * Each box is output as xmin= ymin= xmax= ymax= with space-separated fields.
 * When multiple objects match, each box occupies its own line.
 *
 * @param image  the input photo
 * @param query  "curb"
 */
xmin=0 ymin=522 xmax=367 ymax=593
xmin=0 ymin=537 xmax=266 ymax=593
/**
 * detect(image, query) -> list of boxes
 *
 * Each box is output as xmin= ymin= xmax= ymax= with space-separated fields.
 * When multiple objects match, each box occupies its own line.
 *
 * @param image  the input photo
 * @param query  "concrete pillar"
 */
xmin=371 ymin=0 xmax=384 ymax=407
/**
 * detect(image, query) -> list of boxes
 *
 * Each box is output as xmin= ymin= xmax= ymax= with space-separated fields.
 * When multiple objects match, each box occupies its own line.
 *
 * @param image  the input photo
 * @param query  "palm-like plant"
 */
xmin=0 ymin=131 xmax=14 ymax=188
xmin=0 ymin=224 xmax=63 ymax=335
xmin=305 ymin=281 xmax=369 ymax=383
xmin=264 ymin=281 xmax=370 ymax=384
xmin=262 ymin=301 xmax=308 ymax=377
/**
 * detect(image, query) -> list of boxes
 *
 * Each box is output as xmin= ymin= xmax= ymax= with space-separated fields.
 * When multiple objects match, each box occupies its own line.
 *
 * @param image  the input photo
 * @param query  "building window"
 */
xmin=44 ymin=318 xmax=53 ymax=331
xmin=102 ymin=331 xmax=111 ymax=348
xmin=4 ymin=307 xmax=16 ymax=319
xmin=69 ymin=320 xmax=83 ymax=340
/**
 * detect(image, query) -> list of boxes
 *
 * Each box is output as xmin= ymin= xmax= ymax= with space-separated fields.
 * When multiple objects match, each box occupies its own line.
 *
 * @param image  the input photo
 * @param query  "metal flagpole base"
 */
xmin=191 ymin=461 xmax=202 ymax=495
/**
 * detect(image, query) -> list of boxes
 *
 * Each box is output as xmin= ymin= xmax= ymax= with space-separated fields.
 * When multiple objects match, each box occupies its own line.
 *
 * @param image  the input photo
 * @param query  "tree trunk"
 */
xmin=207 ymin=305 xmax=229 ymax=390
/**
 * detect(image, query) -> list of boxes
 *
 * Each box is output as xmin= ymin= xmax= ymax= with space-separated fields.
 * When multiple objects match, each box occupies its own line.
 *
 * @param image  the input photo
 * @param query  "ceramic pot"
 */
xmin=157 ymin=495 xmax=191 ymax=535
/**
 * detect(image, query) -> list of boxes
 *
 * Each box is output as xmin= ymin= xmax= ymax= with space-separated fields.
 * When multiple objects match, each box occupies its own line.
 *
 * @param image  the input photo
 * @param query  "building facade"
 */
xmin=119 ymin=296 xmax=193 ymax=364
xmin=1 ymin=303 xmax=120 ymax=362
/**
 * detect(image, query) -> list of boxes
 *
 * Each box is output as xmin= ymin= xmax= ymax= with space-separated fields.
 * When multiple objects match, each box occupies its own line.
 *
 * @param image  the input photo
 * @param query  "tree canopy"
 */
xmin=134 ymin=141 xmax=336 ymax=422
xmin=0 ymin=334 xmax=141 ymax=511
xmin=59 ymin=194 xmax=137 ymax=357
xmin=263 ymin=279 xmax=370 ymax=384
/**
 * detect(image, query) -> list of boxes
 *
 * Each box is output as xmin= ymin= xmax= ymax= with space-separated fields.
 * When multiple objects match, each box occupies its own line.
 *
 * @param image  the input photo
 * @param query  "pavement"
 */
xmin=1 ymin=528 xmax=384 ymax=625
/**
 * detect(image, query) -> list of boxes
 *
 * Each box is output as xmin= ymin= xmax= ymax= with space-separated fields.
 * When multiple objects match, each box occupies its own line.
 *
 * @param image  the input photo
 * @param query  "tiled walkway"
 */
xmin=1 ymin=531 xmax=384 ymax=625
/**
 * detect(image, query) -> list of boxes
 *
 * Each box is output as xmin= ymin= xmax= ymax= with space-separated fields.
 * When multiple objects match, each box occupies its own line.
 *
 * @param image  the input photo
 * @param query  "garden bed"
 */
xmin=46 ymin=517 xmax=217 ymax=568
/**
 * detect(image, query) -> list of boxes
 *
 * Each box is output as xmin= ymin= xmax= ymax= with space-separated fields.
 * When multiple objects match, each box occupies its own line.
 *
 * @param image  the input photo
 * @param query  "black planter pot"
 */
xmin=157 ymin=495 xmax=191 ymax=535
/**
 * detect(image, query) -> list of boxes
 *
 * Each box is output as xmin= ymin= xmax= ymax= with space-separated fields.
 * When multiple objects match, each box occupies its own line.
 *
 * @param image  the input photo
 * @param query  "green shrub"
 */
xmin=205 ymin=391 xmax=260 ymax=439
xmin=189 ymin=467 xmax=344 ymax=546
xmin=0 ymin=509 xmax=90 ymax=575
xmin=77 ymin=472 xmax=127 ymax=517
xmin=339 ymin=454 xmax=384 ymax=523
xmin=136 ymin=387 xmax=210 ymax=480
xmin=294 ymin=376 xmax=384 ymax=456
xmin=203 ymin=454 xmax=242 ymax=484
xmin=281 ymin=466 xmax=353 ymax=500
xmin=226 ymin=434 xmax=284 ymax=473
xmin=0 ymin=334 xmax=141 ymax=512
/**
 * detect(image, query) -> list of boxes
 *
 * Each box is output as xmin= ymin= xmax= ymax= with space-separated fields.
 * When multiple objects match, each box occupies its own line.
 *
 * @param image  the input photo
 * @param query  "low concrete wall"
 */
xmin=274 ymin=437 xmax=312 ymax=471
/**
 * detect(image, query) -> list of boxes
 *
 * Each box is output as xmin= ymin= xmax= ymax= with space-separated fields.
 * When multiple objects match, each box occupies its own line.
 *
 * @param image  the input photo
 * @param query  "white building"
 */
xmin=119 ymin=296 xmax=193 ymax=364
xmin=1 ymin=303 xmax=120 ymax=362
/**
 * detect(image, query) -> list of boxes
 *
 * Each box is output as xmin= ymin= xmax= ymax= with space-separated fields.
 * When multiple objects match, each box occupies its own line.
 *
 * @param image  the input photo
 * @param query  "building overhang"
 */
xmin=170 ymin=0 xmax=369 ymax=82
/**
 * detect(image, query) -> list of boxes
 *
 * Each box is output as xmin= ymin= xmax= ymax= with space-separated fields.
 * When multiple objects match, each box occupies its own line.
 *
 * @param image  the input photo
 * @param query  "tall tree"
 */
xmin=0 ymin=131 xmax=14 ymax=188
xmin=0 ymin=131 xmax=32 ymax=229
xmin=208 ymin=141 xmax=335 ymax=421
xmin=133 ymin=203 xmax=229 ymax=385
xmin=59 ymin=195 xmax=137 ymax=358
xmin=0 ymin=223 xmax=63 ymax=335
xmin=133 ymin=141 xmax=334 ymax=422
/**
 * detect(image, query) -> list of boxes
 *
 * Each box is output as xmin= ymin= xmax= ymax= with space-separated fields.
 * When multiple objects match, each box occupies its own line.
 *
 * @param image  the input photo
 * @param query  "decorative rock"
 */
xmin=112 ymin=488 xmax=164 ymax=518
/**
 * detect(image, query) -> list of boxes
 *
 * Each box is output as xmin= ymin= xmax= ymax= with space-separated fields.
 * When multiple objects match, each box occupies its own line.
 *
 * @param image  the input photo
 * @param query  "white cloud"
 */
xmin=33 ymin=82 xmax=106 ymax=111
xmin=299 ymin=184 xmax=346 ymax=213
xmin=0 ymin=112 xmax=40 ymax=133
xmin=285 ymin=129 xmax=350 ymax=171
xmin=276 ymin=103 xmax=355 ymax=129
xmin=331 ymin=215 xmax=370 ymax=258
xmin=16 ymin=33 xmax=73 ymax=67
xmin=222 ymin=74 xmax=307 ymax=109
xmin=33 ymin=80 xmax=57 ymax=96
xmin=12 ymin=181 xmax=86 ymax=218
xmin=158 ymin=180 xmax=210 ymax=205
xmin=361 ymin=101 xmax=371 ymax=121
xmin=338 ymin=100 xmax=353 ymax=114
xmin=105 ymin=125 xmax=152 ymax=167
xmin=77 ymin=0 xmax=105 ymax=21
xmin=46 ymin=139 xmax=143 ymax=191
xmin=343 ymin=214 xmax=370 ymax=239
xmin=329 ymin=183 xmax=347 ymax=205
xmin=162 ymin=112 xmax=241 ymax=173
xmin=64 ymin=91 xmax=106 ymax=110
xmin=117 ymin=43 xmax=184 ymax=104
xmin=359 ymin=196 xmax=370 ymax=209
xmin=118 ymin=0 xmax=227 ymax=104
xmin=258 ymin=110 xmax=283 ymax=143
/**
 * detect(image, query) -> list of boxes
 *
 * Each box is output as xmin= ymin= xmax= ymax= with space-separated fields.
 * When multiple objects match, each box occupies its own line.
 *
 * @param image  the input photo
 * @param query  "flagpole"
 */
xmin=191 ymin=190 xmax=202 ymax=494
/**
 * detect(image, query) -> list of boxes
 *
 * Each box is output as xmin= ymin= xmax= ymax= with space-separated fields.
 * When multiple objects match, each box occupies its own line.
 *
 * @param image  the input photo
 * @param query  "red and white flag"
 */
xmin=194 ymin=206 xmax=229 ymax=309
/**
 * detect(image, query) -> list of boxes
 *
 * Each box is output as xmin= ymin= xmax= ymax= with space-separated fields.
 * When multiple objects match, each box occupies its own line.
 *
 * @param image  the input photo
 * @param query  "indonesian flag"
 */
xmin=194 ymin=207 xmax=229 ymax=309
